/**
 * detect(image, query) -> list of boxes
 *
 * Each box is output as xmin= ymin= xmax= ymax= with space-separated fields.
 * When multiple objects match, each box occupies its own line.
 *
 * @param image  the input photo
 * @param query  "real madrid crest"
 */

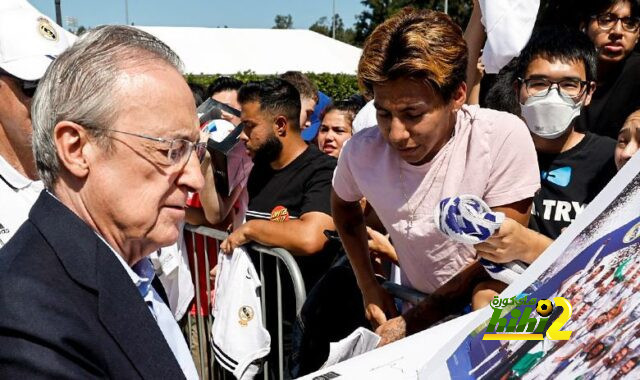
xmin=38 ymin=17 xmax=58 ymax=41
xmin=238 ymin=306 xmax=254 ymax=327
xmin=623 ymin=221 xmax=640 ymax=244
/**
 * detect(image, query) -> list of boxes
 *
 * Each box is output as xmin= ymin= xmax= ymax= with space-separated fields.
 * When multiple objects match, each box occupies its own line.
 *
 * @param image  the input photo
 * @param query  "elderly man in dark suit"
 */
xmin=0 ymin=25 xmax=204 ymax=378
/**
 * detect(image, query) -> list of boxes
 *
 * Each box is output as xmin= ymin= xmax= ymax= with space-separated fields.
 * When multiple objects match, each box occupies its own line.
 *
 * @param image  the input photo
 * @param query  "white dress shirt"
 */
xmin=99 ymin=234 xmax=199 ymax=380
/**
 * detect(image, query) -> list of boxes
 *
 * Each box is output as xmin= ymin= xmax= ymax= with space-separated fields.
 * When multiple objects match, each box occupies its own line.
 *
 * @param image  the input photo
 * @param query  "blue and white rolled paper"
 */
xmin=434 ymin=195 xmax=527 ymax=284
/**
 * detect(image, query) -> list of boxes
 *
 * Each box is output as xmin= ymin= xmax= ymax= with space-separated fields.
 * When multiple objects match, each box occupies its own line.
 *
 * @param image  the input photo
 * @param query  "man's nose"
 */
xmin=180 ymin=153 xmax=205 ymax=193
xmin=239 ymin=129 xmax=249 ymax=142
xmin=387 ymin=118 xmax=409 ymax=145
xmin=611 ymin=19 xmax=624 ymax=34
xmin=622 ymin=141 xmax=639 ymax=161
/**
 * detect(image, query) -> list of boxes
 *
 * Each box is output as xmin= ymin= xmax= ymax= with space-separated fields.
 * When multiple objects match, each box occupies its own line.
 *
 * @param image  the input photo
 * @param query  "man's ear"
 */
xmin=450 ymin=82 xmax=467 ymax=112
xmin=513 ymin=80 xmax=523 ymax=104
xmin=579 ymin=21 xmax=587 ymax=33
xmin=53 ymin=121 xmax=93 ymax=179
xmin=274 ymin=115 xmax=288 ymax=136
xmin=583 ymin=81 xmax=597 ymax=107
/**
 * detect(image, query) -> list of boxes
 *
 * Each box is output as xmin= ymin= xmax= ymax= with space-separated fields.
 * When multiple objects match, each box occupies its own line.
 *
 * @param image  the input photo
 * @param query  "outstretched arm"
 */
xmin=475 ymin=199 xmax=552 ymax=265
xmin=220 ymin=211 xmax=334 ymax=256
xmin=332 ymin=190 xmax=398 ymax=329
xmin=375 ymin=198 xmax=535 ymax=346
xmin=464 ymin=0 xmax=487 ymax=104
xmin=187 ymin=152 xmax=244 ymax=226
xmin=376 ymin=261 xmax=490 ymax=346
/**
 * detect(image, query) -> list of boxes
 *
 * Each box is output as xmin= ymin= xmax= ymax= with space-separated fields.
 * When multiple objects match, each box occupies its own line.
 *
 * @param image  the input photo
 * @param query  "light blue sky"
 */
xmin=29 ymin=0 xmax=365 ymax=30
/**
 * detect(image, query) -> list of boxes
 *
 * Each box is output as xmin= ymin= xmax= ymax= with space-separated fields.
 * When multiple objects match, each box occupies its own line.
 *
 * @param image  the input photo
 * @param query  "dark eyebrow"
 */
xmin=526 ymin=75 xmax=583 ymax=81
xmin=373 ymin=102 xmax=427 ymax=112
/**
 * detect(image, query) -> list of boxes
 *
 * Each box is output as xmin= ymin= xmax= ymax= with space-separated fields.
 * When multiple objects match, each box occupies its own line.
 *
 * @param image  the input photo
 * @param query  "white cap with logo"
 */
xmin=0 ymin=7 xmax=71 ymax=81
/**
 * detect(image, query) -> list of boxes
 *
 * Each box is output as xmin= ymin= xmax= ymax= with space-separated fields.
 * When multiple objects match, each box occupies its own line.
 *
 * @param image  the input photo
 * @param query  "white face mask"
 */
xmin=520 ymin=89 xmax=583 ymax=139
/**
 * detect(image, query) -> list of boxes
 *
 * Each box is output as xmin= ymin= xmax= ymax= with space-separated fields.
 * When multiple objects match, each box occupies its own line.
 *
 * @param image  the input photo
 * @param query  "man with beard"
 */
xmin=221 ymin=78 xmax=337 ymax=287
xmin=221 ymin=78 xmax=338 ymax=378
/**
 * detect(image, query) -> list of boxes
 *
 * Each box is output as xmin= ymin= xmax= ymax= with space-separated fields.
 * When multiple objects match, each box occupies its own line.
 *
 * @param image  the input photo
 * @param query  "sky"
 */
xmin=29 ymin=0 xmax=365 ymax=30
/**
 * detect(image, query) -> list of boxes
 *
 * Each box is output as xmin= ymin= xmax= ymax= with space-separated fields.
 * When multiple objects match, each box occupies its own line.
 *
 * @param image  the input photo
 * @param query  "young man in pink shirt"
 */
xmin=331 ymin=9 xmax=540 ymax=346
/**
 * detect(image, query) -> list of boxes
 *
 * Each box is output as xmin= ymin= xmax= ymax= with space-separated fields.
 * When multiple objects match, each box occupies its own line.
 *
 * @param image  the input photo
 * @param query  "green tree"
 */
xmin=309 ymin=14 xmax=356 ymax=45
xmin=310 ymin=16 xmax=331 ymax=35
xmin=353 ymin=0 xmax=393 ymax=46
xmin=273 ymin=14 xmax=293 ymax=29
xmin=353 ymin=0 xmax=473 ymax=46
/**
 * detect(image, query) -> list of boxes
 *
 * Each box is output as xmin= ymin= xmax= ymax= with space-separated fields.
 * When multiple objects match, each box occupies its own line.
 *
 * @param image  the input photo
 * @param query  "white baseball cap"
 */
xmin=0 ymin=7 xmax=71 ymax=81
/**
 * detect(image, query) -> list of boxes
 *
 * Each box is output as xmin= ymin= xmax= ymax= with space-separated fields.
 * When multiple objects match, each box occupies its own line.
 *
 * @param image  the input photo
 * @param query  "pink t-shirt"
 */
xmin=332 ymin=105 xmax=540 ymax=293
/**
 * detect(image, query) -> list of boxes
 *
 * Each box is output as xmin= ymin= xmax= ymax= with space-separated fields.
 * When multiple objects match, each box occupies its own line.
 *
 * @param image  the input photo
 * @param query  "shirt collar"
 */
xmin=44 ymin=191 xmax=155 ymax=299
xmin=0 ymin=154 xmax=41 ymax=190
xmin=94 ymin=232 xmax=155 ymax=299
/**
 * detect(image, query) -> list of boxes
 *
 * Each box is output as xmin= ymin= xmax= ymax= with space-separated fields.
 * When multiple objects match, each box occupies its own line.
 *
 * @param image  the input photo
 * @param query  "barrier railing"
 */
xmin=382 ymin=282 xmax=428 ymax=306
xmin=183 ymin=224 xmax=306 ymax=380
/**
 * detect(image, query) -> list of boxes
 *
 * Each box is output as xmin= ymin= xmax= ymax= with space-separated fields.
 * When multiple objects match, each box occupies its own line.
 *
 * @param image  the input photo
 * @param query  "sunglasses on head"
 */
xmin=0 ymin=70 xmax=39 ymax=98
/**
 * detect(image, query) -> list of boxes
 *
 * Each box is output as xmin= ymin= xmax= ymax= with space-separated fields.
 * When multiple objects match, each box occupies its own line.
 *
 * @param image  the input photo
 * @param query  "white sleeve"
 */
xmin=331 ymin=138 xmax=364 ymax=202
xmin=480 ymin=0 xmax=540 ymax=73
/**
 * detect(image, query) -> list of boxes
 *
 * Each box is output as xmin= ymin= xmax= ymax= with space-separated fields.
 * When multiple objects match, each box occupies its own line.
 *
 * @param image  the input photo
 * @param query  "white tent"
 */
xmin=136 ymin=26 xmax=362 ymax=75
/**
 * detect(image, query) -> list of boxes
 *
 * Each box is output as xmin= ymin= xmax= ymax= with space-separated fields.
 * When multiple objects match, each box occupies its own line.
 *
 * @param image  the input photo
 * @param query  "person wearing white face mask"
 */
xmin=475 ymin=27 xmax=618 ymax=274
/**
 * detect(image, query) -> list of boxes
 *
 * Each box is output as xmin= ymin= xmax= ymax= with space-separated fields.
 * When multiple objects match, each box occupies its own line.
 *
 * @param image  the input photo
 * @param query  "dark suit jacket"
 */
xmin=0 ymin=192 xmax=186 ymax=379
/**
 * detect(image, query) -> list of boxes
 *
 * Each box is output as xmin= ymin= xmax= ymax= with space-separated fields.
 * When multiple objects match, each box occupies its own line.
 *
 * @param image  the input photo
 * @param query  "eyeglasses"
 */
xmin=86 ymin=127 xmax=207 ymax=167
xmin=0 ymin=70 xmax=39 ymax=98
xmin=518 ymin=77 xmax=590 ymax=99
xmin=592 ymin=13 xmax=640 ymax=32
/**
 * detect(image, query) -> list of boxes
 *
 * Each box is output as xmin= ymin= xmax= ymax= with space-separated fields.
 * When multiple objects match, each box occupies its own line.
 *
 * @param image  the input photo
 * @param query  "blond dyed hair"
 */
xmin=358 ymin=8 xmax=468 ymax=102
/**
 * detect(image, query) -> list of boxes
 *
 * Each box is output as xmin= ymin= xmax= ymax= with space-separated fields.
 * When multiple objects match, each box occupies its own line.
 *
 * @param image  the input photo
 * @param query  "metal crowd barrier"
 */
xmin=183 ymin=224 xmax=306 ymax=380
xmin=382 ymin=282 xmax=428 ymax=306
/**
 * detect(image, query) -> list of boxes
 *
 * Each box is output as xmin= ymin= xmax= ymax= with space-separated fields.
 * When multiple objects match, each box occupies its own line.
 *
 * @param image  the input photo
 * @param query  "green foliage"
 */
xmin=309 ymin=14 xmax=357 ymax=45
xmin=305 ymin=72 xmax=360 ymax=100
xmin=186 ymin=71 xmax=360 ymax=101
xmin=273 ymin=14 xmax=293 ymax=29
xmin=354 ymin=0 xmax=473 ymax=46
xmin=354 ymin=0 xmax=393 ymax=46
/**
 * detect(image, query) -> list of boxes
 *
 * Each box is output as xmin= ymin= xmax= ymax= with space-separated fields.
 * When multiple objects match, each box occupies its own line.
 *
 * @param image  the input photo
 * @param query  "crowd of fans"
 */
xmin=2 ymin=0 xmax=640 ymax=379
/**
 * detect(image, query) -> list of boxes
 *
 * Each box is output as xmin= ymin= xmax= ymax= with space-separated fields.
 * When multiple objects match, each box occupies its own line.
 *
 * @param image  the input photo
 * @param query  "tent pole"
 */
xmin=332 ymin=0 xmax=336 ymax=39
xmin=54 ymin=0 xmax=62 ymax=25
xmin=125 ymin=0 xmax=130 ymax=25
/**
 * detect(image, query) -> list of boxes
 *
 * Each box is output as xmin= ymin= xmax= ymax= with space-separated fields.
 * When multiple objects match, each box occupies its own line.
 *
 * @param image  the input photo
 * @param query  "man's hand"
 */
xmin=210 ymin=264 xmax=219 ymax=282
xmin=362 ymin=282 xmax=398 ymax=329
xmin=220 ymin=222 xmax=252 ymax=254
xmin=367 ymin=227 xmax=398 ymax=265
xmin=375 ymin=315 xmax=407 ymax=347
xmin=474 ymin=218 xmax=551 ymax=264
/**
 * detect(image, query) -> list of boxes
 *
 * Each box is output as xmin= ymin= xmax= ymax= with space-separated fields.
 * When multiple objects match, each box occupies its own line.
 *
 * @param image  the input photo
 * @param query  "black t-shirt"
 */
xmin=246 ymin=145 xmax=338 ymax=291
xmin=576 ymin=52 xmax=640 ymax=139
xmin=529 ymin=133 xmax=617 ymax=239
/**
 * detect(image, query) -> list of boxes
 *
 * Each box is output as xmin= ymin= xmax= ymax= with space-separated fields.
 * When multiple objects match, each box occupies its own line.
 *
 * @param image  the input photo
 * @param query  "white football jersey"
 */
xmin=212 ymin=247 xmax=270 ymax=379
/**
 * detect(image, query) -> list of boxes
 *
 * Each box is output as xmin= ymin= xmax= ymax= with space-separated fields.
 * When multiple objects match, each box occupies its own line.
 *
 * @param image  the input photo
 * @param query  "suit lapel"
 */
xmin=96 ymin=244 xmax=185 ymax=379
xmin=30 ymin=192 xmax=185 ymax=379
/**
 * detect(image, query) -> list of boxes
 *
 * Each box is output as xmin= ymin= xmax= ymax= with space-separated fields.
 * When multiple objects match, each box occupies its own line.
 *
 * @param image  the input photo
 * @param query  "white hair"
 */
xmin=31 ymin=25 xmax=183 ymax=189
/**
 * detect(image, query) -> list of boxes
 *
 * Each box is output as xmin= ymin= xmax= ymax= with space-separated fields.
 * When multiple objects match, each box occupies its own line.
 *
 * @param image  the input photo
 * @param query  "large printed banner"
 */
xmin=425 ymin=153 xmax=640 ymax=380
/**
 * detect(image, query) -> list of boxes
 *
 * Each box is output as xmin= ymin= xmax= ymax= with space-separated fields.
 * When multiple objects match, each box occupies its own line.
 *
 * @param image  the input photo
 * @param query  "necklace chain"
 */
xmin=398 ymin=140 xmax=453 ymax=237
